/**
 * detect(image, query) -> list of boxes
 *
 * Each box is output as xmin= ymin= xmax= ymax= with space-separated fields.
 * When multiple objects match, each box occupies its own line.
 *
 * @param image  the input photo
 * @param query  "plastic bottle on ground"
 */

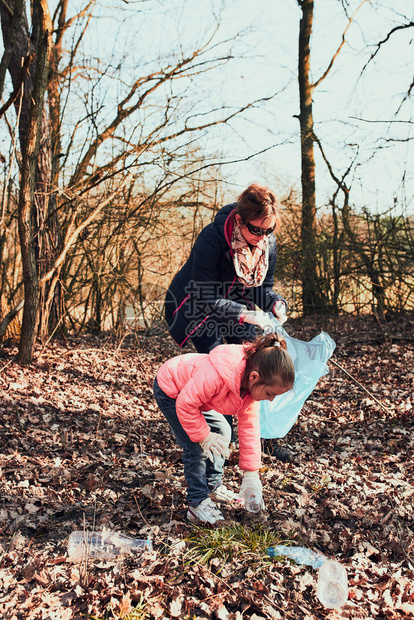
xmin=267 ymin=544 xmax=327 ymax=569
xmin=316 ymin=559 xmax=349 ymax=609
xmin=67 ymin=530 xmax=153 ymax=562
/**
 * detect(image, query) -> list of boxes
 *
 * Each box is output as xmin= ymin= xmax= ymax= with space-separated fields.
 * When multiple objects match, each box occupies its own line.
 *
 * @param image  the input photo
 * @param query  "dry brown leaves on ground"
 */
xmin=0 ymin=316 xmax=413 ymax=620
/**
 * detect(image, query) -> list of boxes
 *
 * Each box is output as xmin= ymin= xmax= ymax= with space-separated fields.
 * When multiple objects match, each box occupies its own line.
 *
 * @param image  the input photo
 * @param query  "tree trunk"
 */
xmin=39 ymin=0 xmax=68 ymax=336
xmin=1 ymin=1 xmax=54 ymax=357
xmin=35 ymin=100 xmax=53 ymax=340
xmin=15 ymin=1 xmax=53 ymax=363
xmin=298 ymin=0 xmax=319 ymax=314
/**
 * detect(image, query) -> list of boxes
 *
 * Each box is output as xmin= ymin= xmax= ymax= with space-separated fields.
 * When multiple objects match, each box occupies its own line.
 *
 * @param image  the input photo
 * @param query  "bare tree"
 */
xmin=297 ymin=0 xmax=317 ymax=314
xmin=0 ymin=0 xmax=53 ymax=363
xmin=0 ymin=1 xmax=281 ymax=362
xmin=296 ymin=0 xmax=368 ymax=314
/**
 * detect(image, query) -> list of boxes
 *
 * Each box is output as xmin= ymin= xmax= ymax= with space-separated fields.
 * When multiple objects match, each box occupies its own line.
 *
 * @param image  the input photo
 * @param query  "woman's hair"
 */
xmin=236 ymin=183 xmax=281 ymax=231
xmin=243 ymin=333 xmax=295 ymax=390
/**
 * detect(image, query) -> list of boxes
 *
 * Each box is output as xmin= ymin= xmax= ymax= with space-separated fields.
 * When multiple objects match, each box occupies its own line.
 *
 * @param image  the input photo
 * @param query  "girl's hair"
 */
xmin=243 ymin=333 xmax=295 ymax=389
xmin=236 ymin=183 xmax=281 ymax=231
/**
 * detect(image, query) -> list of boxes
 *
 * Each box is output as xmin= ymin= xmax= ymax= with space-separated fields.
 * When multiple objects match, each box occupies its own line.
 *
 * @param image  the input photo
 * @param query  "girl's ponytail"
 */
xmin=243 ymin=333 xmax=294 ymax=389
xmin=244 ymin=332 xmax=288 ymax=357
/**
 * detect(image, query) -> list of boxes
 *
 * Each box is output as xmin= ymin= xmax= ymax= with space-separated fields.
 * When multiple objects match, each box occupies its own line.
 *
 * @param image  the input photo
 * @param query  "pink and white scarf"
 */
xmin=231 ymin=220 xmax=269 ymax=287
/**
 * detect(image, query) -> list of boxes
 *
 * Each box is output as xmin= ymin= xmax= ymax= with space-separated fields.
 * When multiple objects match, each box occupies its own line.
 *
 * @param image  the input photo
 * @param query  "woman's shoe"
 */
xmin=262 ymin=439 xmax=293 ymax=463
xmin=270 ymin=447 xmax=293 ymax=463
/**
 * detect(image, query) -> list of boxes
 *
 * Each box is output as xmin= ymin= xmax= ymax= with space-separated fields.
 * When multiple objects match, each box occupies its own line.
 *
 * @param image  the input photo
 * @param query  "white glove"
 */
xmin=200 ymin=431 xmax=230 ymax=461
xmin=273 ymin=300 xmax=287 ymax=325
xmin=242 ymin=310 xmax=276 ymax=334
xmin=239 ymin=471 xmax=264 ymax=513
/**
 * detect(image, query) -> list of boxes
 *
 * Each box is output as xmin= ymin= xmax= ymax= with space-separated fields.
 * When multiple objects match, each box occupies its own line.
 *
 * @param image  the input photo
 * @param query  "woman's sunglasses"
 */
xmin=245 ymin=222 xmax=276 ymax=237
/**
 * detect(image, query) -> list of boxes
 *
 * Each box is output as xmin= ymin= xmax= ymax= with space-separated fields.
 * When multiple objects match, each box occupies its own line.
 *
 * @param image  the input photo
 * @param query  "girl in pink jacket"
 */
xmin=153 ymin=332 xmax=295 ymax=525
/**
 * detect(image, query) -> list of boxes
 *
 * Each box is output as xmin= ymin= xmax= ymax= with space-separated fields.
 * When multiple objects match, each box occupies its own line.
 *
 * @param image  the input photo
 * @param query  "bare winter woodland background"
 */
xmin=0 ymin=2 xmax=413 ymax=619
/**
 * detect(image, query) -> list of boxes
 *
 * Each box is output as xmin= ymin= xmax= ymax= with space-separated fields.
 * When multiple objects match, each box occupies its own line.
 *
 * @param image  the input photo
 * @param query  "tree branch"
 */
xmin=313 ymin=0 xmax=369 ymax=90
xmin=0 ymin=0 xmax=13 ymax=19
xmin=313 ymin=131 xmax=354 ymax=196
xmin=0 ymin=299 xmax=24 ymax=338
xmin=0 ymin=51 xmax=35 ymax=119
xmin=39 ymin=175 xmax=131 ymax=286
xmin=360 ymin=20 xmax=414 ymax=74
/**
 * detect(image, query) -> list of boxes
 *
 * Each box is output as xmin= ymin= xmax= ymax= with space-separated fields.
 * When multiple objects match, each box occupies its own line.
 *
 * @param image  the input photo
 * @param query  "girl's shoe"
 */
xmin=187 ymin=498 xmax=224 ymax=525
xmin=209 ymin=484 xmax=239 ymax=504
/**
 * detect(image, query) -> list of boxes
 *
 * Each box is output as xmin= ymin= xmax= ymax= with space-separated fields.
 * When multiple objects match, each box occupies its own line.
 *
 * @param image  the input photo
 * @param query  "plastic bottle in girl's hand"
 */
xmin=240 ymin=486 xmax=262 ymax=513
xmin=239 ymin=471 xmax=264 ymax=513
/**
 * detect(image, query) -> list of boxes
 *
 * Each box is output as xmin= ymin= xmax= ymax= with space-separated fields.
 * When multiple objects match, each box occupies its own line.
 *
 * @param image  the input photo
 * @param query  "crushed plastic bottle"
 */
xmin=267 ymin=546 xmax=348 ymax=609
xmin=317 ymin=559 xmax=348 ymax=609
xmin=67 ymin=530 xmax=153 ymax=562
xmin=267 ymin=544 xmax=327 ymax=569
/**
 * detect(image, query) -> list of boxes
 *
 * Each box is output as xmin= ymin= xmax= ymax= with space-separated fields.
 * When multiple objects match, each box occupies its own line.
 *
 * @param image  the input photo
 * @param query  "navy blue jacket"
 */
xmin=165 ymin=203 xmax=285 ymax=347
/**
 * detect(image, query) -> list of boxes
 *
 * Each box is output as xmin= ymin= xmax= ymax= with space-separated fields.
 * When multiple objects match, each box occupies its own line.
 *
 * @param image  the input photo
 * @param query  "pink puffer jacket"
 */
xmin=156 ymin=344 xmax=261 ymax=471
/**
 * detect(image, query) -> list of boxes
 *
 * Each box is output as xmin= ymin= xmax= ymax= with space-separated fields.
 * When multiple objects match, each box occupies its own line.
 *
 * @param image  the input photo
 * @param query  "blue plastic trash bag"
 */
xmin=260 ymin=316 xmax=336 ymax=438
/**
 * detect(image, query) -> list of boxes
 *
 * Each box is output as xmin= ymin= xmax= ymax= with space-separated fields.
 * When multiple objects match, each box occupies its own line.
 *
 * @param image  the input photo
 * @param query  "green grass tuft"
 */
xmin=184 ymin=523 xmax=290 ymax=570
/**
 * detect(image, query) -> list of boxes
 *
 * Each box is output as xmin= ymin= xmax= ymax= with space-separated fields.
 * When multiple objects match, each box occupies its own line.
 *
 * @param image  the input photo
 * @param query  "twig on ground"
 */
xmin=0 ymin=357 xmax=17 ymax=374
xmin=330 ymin=358 xmax=392 ymax=413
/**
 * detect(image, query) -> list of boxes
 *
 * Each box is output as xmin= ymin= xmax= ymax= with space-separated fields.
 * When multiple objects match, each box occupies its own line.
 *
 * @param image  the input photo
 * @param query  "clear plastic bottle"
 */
xmin=317 ymin=559 xmax=348 ymax=609
xmin=240 ymin=487 xmax=262 ymax=513
xmin=67 ymin=530 xmax=153 ymax=562
xmin=267 ymin=544 xmax=326 ymax=569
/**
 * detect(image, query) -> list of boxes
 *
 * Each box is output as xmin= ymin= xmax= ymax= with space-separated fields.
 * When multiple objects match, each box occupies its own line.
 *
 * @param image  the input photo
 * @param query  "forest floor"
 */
xmin=0 ymin=315 xmax=413 ymax=620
